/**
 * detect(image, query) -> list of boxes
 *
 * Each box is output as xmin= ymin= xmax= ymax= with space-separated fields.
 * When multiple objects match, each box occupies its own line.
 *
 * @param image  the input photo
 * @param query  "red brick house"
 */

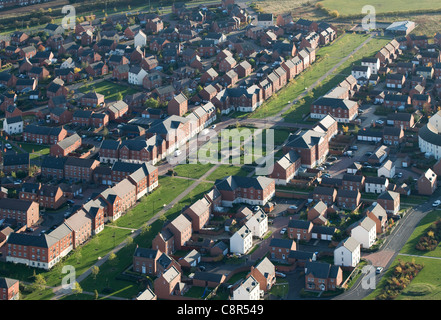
xmin=80 ymin=91 xmax=105 ymax=108
xmin=417 ymin=169 xmax=437 ymax=196
xmin=50 ymin=133 xmax=82 ymax=157
xmin=153 ymin=266 xmax=186 ymax=299
xmin=305 ymin=261 xmax=342 ymax=291
xmin=183 ymin=198 xmax=211 ymax=232
xmin=0 ymin=277 xmax=19 ymax=300
xmin=377 ymin=190 xmax=400 ymax=215
xmin=167 ymin=93 xmax=188 ymax=117
xmin=0 ymin=198 xmax=39 ymax=228
xmin=288 ymin=219 xmax=313 ymax=241
xmin=64 ymin=157 xmax=100 ymax=183
xmin=248 ymin=257 xmax=276 ymax=292
xmin=269 ymin=150 xmax=301 ymax=185
xmin=313 ymin=186 xmax=337 ymax=205
xmin=336 ymin=189 xmax=361 ymax=210
xmin=133 ymin=247 xmax=180 ymax=276
xmin=215 ymin=176 xmax=275 ymax=207
xmin=269 ymin=238 xmax=296 ymax=262
xmin=23 ymin=125 xmax=67 ymax=144
xmin=387 ymin=112 xmax=414 ymax=129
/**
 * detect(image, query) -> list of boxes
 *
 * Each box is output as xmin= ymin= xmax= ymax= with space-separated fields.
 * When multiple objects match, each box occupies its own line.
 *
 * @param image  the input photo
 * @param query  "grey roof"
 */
xmin=288 ymin=219 xmax=312 ymax=229
xmin=337 ymin=237 xmax=360 ymax=252
xmin=7 ymin=232 xmax=59 ymax=249
xmin=3 ymin=153 xmax=29 ymax=166
xmin=57 ymin=133 xmax=81 ymax=150
xmin=193 ymin=271 xmax=224 ymax=283
xmin=269 ymin=238 xmax=295 ymax=249
xmin=0 ymin=277 xmax=19 ymax=289
xmin=215 ymin=176 xmax=274 ymax=192
xmin=305 ymin=261 xmax=340 ymax=279
xmin=357 ymin=216 xmax=377 ymax=231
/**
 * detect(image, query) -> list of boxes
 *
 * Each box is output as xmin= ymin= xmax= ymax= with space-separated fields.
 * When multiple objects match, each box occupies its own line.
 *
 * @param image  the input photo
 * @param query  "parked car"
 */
xmin=376 ymin=267 xmax=383 ymax=274
xmin=275 ymin=272 xmax=286 ymax=278
xmin=280 ymin=228 xmax=287 ymax=235
xmin=433 ymin=200 xmax=441 ymax=207
xmin=5 ymin=143 xmax=12 ymax=150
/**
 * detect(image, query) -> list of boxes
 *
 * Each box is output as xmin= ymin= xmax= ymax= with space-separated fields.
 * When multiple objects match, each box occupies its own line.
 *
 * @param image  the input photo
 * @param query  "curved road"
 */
xmin=335 ymin=187 xmax=441 ymax=300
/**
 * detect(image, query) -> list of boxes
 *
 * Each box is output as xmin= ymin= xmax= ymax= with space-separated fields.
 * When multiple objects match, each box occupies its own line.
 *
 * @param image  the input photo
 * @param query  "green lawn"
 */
xmin=321 ymin=0 xmax=441 ymax=17
xmin=0 ymin=226 xmax=132 ymax=291
xmin=80 ymin=181 xmax=214 ymax=299
xmin=113 ymin=176 xmax=194 ymax=229
xmin=172 ymin=163 xmax=215 ymax=179
xmin=365 ymin=210 xmax=441 ymax=300
xmin=250 ymin=33 xmax=372 ymax=120
xmin=19 ymin=142 xmax=51 ymax=160
xmin=365 ymin=255 xmax=441 ymax=300
xmin=205 ymin=164 xmax=249 ymax=181
xmin=400 ymin=210 xmax=441 ymax=258
xmin=79 ymin=80 xmax=139 ymax=102
xmin=283 ymin=35 xmax=391 ymax=123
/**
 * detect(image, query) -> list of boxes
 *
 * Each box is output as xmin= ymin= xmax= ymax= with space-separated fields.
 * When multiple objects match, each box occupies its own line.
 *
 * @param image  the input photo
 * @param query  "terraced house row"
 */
xmin=4 ymin=162 xmax=159 ymax=270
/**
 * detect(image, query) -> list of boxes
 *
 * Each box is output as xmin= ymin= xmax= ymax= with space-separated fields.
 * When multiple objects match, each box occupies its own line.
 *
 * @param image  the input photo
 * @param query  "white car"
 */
xmin=433 ymin=200 xmax=441 ymax=207
xmin=376 ymin=267 xmax=384 ymax=274
xmin=280 ymin=228 xmax=287 ymax=235
xmin=211 ymin=125 xmax=216 ymax=129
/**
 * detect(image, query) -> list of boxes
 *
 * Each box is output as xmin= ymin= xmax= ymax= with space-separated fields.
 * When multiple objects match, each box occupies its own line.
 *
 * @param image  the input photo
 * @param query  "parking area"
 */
xmin=327 ymin=143 xmax=378 ymax=178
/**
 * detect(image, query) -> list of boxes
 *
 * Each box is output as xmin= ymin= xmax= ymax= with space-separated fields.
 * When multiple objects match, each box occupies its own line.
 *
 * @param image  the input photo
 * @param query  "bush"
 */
xmin=375 ymin=260 xmax=424 ymax=300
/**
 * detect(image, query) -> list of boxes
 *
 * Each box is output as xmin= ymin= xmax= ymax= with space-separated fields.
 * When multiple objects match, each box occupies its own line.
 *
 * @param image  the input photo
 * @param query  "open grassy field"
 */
xmin=250 ymin=32 xmax=372 ymax=120
xmin=172 ymin=163 xmax=215 ymax=179
xmin=321 ymin=0 xmax=441 ymax=17
xmin=205 ymin=164 xmax=249 ymax=181
xmin=365 ymin=255 xmax=441 ymax=300
xmin=283 ymin=35 xmax=391 ymax=122
xmin=79 ymin=80 xmax=139 ymax=102
xmin=113 ymin=176 xmax=193 ymax=229
xmin=365 ymin=210 xmax=441 ymax=300
xmin=79 ymin=181 xmax=214 ymax=299
xmin=400 ymin=210 xmax=441 ymax=258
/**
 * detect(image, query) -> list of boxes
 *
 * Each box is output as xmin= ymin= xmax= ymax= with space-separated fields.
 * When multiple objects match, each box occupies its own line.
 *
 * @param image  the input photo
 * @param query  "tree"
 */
xmin=115 ymin=23 xmax=123 ymax=32
xmin=91 ymin=265 xmax=100 ymax=280
xmin=141 ymin=224 xmax=151 ymax=235
xmin=108 ymin=252 xmax=119 ymax=266
xmin=145 ymin=97 xmax=159 ymax=109
xmin=125 ymin=236 xmax=134 ymax=246
xmin=72 ymin=282 xmax=83 ymax=295
xmin=31 ymin=274 xmax=46 ymax=292
xmin=116 ymin=92 xmax=123 ymax=101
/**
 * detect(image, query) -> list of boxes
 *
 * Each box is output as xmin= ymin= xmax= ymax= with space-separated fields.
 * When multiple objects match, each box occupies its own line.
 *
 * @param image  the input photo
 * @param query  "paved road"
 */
xmin=335 ymin=187 xmax=441 ymax=300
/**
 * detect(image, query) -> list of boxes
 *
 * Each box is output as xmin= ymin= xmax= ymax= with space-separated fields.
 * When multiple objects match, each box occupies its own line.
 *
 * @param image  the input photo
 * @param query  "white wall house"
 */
xmin=3 ymin=116 xmax=23 ymax=135
xmin=351 ymin=65 xmax=371 ymax=81
xmin=230 ymin=225 xmax=253 ymax=254
xmin=351 ymin=217 xmax=377 ymax=249
xmin=365 ymin=177 xmax=389 ymax=194
xmin=232 ymin=275 xmax=262 ymax=300
xmin=128 ymin=66 xmax=148 ymax=85
xmin=361 ymin=57 xmax=380 ymax=74
xmin=245 ymin=209 xmax=268 ymax=239
xmin=419 ymin=110 xmax=441 ymax=160
xmin=377 ymin=160 xmax=395 ymax=178
xmin=334 ymin=237 xmax=360 ymax=268
xmin=134 ymin=31 xmax=147 ymax=48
